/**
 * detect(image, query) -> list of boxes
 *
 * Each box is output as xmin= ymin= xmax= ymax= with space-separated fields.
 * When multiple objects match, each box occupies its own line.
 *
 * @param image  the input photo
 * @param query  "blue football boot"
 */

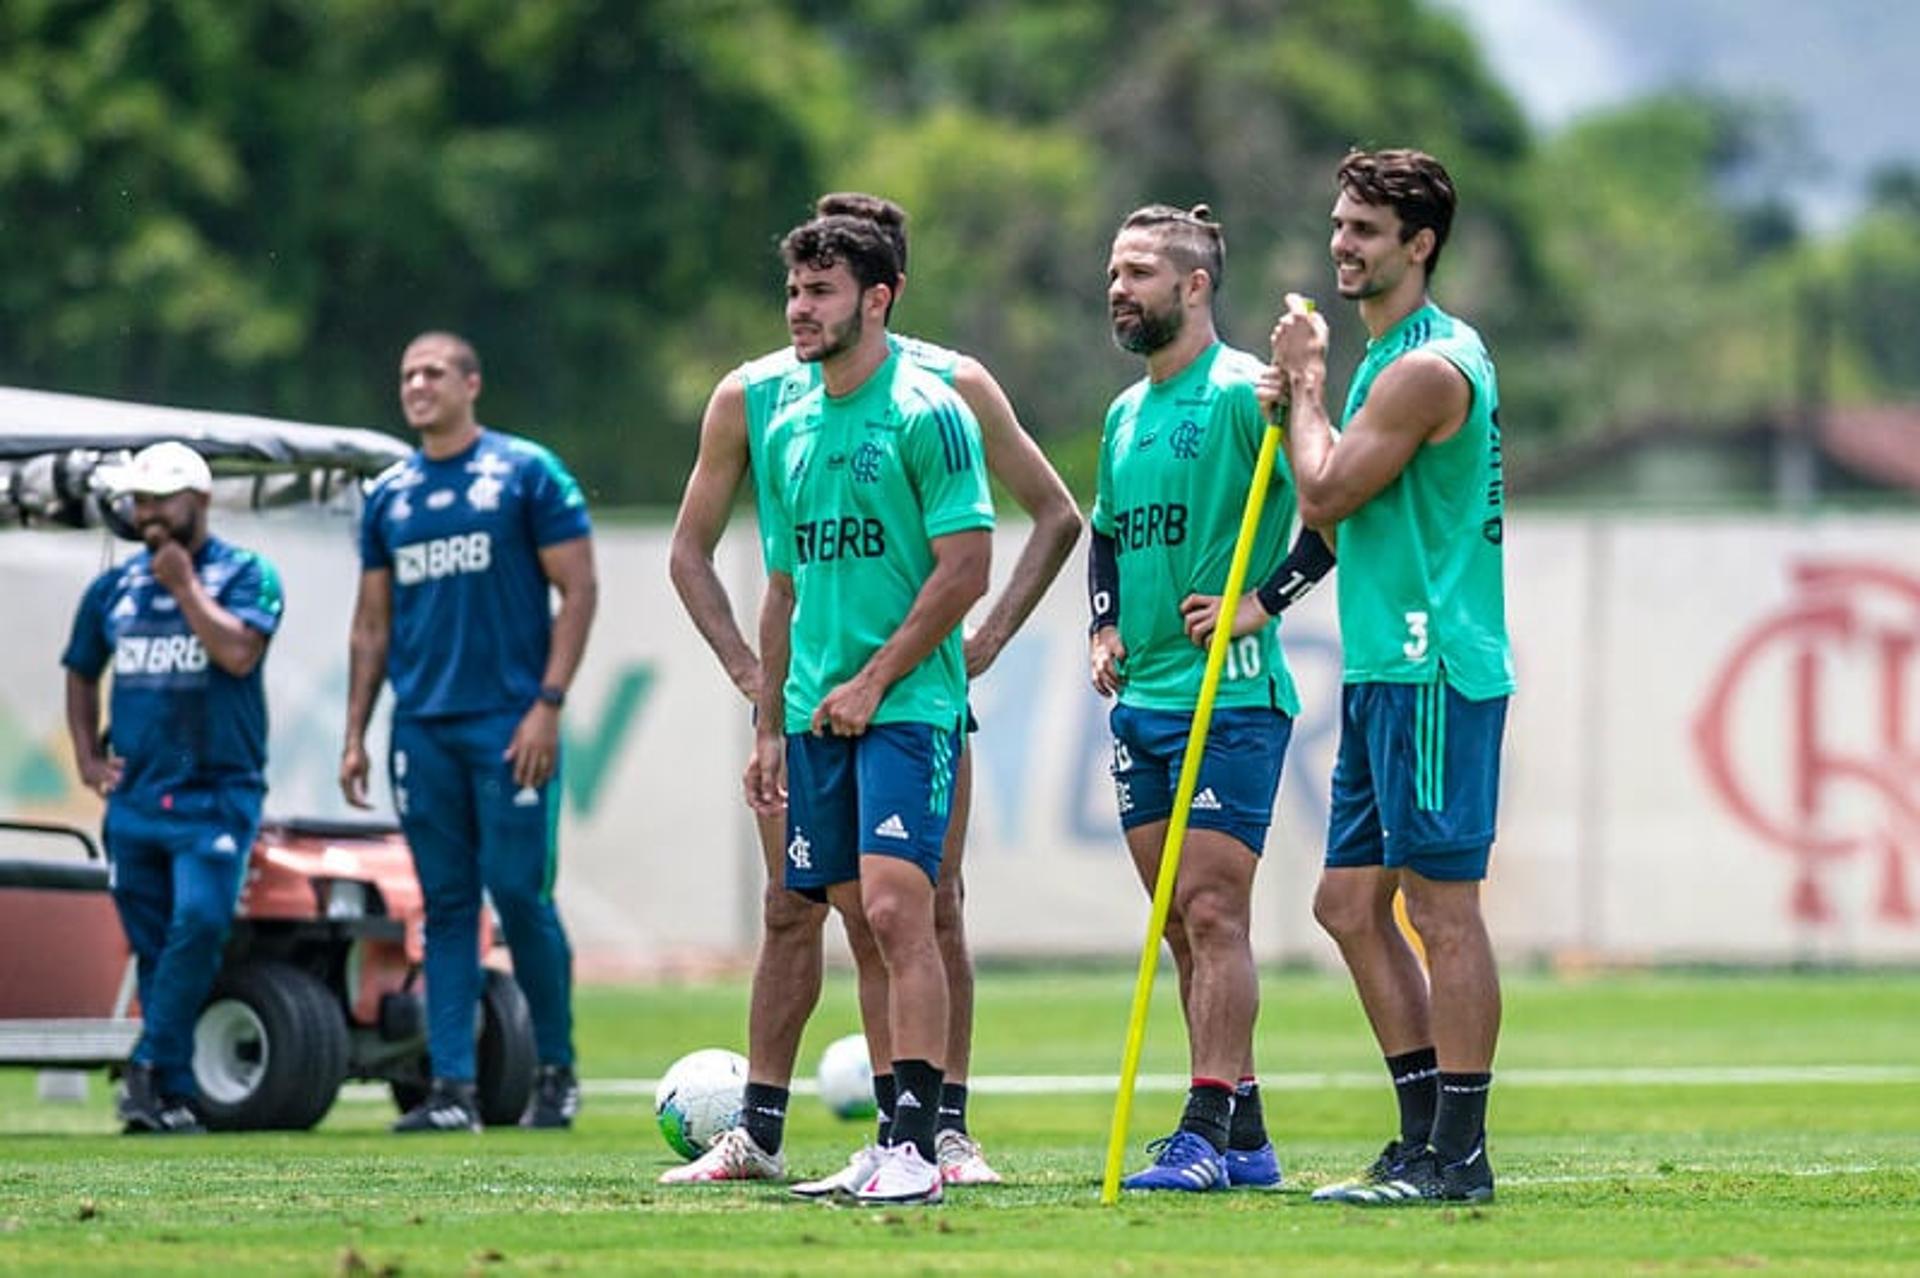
xmin=1121 ymin=1130 xmax=1228 ymax=1192
xmin=1224 ymin=1141 xmax=1283 ymax=1188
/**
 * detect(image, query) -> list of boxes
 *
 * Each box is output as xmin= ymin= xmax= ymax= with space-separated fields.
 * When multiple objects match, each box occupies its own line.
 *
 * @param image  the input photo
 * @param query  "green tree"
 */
xmin=1811 ymin=165 xmax=1920 ymax=401
xmin=1518 ymin=94 xmax=1804 ymax=441
xmin=0 ymin=0 xmax=845 ymax=502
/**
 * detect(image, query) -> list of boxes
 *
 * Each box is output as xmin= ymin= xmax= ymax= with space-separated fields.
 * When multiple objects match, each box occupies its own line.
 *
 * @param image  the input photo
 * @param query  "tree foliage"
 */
xmin=0 ymin=0 xmax=1895 ymax=503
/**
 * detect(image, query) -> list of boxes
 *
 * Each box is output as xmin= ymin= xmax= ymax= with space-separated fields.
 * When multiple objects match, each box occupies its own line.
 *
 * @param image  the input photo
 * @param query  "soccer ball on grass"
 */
xmin=654 ymin=1047 xmax=747 ymax=1159
xmin=815 ymin=1032 xmax=876 ymax=1120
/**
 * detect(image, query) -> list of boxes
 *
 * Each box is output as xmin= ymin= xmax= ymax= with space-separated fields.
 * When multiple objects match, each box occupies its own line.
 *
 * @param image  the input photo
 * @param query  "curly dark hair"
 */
xmin=813 ymin=193 xmax=909 ymax=279
xmin=779 ymin=215 xmax=901 ymax=296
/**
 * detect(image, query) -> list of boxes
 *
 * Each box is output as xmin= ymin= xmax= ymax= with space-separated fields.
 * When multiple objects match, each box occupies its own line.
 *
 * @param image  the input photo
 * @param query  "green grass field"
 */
xmin=2 ymin=968 xmax=1918 ymax=1275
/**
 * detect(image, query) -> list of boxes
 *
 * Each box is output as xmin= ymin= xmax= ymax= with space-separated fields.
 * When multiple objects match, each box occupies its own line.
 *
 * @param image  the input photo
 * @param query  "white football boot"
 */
xmin=935 ymin=1129 xmax=1005 ymax=1185
xmin=854 ymin=1142 xmax=945 ymax=1205
xmin=658 ymin=1126 xmax=785 ymax=1184
xmin=790 ymin=1143 xmax=884 ymax=1200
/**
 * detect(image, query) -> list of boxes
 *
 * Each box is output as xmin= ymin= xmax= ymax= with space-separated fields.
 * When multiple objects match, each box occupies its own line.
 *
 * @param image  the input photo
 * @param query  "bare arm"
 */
xmin=746 ymin=571 xmax=794 ymax=815
xmin=64 ymin=670 xmax=120 ymax=797
xmin=813 ymin=530 xmax=992 ymax=736
xmin=668 ymin=375 xmax=760 ymax=700
xmin=1265 ymin=293 xmax=1468 ymax=526
xmin=953 ymin=358 xmax=1082 ymax=676
xmin=756 ymin=572 xmax=794 ymax=738
xmin=149 ymin=541 xmax=267 ymax=677
xmin=339 ymin=568 xmax=391 ymax=808
xmin=535 ymin=535 xmax=598 ymax=697
xmin=497 ymin=534 xmax=600 ymax=790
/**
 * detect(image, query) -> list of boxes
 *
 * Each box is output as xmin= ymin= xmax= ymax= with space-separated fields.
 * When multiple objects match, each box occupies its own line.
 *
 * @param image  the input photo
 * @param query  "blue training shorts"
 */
xmin=1108 ymin=703 xmax=1293 ymax=855
xmin=1325 ymin=679 xmax=1508 ymax=881
xmin=784 ymin=722 xmax=962 ymax=896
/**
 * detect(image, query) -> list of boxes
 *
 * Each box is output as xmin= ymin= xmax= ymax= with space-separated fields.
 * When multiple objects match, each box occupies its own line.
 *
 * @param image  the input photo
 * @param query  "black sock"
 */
xmin=1227 ymin=1078 xmax=1268 ymax=1151
xmin=872 ymin=1073 xmax=896 ymax=1148
xmin=1386 ymin=1047 xmax=1440 ymax=1149
xmin=1429 ymin=1071 xmax=1492 ymax=1163
xmin=890 ymin=1059 xmax=944 ymax=1162
xmin=741 ymin=1082 xmax=789 ymax=1155
xmin=1178 ymin=1079 xmax=1233 ymax=1153
xmin=936 ymin=1082 xmax=969 ymax=1136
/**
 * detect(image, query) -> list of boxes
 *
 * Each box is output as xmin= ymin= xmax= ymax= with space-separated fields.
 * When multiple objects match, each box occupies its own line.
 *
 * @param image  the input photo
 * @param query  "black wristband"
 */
xmin=1254 ymin=527 xmax=1336 ymax=616
xmin=1088 ymin=529 xmax=1120 ymax=633
xmin=536 ymin=684 xmax=566 ymax=708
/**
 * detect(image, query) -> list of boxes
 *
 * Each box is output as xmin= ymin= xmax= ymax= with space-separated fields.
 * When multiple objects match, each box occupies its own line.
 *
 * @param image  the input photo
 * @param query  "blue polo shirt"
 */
xmin=61 ymin=537 xmax=284 ymax=806
xmin=359 ymin=429 xmax=591 ymax=720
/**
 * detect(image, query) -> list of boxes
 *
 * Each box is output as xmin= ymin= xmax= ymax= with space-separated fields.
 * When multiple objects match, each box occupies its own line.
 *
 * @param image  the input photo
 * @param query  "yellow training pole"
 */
xmin=1099 ymin=398 xmax=1292 ymax=1204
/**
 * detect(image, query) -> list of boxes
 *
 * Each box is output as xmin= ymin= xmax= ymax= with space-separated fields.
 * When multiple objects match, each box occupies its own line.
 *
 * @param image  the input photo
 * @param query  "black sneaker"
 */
xmin=1309 ymin=1137 xmax=1412 ymax=1201
xmin=117 ymin=1062 xmax=159 ymax=1132
xmin=1323 ymin=1142 xmax=1495 ymax=1206
xmin=153 ymin=1096 xmax=207 ymax=1134
xmin=521 ymin=1065 xmax=580 ymax=1129
xmin=119 ymin=1065 xmax=206 ymax=1135
xmin=393 ymin=1079 xmax=481 ymax=1133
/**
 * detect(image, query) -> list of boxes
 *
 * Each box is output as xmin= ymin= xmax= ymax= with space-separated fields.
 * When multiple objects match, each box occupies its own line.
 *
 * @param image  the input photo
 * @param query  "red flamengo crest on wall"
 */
xmin=1694 ymin=561 xmax=1919 ymax=927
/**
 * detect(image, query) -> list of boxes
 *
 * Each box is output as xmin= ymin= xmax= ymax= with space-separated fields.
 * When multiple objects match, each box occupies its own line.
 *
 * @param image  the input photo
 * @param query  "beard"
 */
xmin=1111 ymin=299 xmax=1182 ymax=355
xmin=797 ymin=308 xmax=864 ymax=363
xmin=140 ymin=512 xmax=196 ymax=547
xmin=1336 ymin=256 xmax=1393 ymax=300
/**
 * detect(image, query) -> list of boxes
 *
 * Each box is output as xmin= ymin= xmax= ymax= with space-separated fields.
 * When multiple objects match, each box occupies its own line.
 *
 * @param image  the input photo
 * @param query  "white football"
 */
xmin=815 ymin=1032 xmax=876 ymax=1120
xmin=654 ymin=1047 xmax=748 ymax=1159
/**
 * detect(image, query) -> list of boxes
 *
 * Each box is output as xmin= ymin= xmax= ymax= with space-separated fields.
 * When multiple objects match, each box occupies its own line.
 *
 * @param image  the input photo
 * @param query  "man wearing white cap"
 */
xmin=61 ymin=441 xmax=286 ymax=1134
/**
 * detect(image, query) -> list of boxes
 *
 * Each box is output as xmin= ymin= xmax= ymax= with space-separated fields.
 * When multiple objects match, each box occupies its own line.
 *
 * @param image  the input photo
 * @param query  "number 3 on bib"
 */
xmin=1403 ymin=610 xmax=1430 ymax=661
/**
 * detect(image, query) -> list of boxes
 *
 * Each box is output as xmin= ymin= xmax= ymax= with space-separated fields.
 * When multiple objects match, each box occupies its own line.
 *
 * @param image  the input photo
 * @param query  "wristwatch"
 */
xmin=536 ymin=685 xmax=566 ymax=708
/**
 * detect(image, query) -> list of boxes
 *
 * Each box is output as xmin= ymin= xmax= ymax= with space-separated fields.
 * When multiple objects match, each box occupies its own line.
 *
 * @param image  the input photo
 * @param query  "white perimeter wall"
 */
xmin=4 ymin=511 xmax=1916 ymax=968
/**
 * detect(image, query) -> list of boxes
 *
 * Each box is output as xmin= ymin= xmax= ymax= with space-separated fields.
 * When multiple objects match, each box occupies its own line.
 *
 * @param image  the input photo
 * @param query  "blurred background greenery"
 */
xmin=4 ymin=0 xmax=1918 ymax=507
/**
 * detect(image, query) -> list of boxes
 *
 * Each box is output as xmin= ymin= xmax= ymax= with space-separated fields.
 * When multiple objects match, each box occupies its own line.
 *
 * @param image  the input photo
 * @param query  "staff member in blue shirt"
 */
xmin=63 ymin=442 xmax=286 ymax=1134
xmin=341 ymin=331 xmax=599 ymax=1132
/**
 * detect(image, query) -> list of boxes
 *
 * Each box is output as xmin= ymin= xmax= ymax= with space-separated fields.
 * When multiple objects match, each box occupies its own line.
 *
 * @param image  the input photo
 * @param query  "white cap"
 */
xmin=103 ymin=442 xmax=214 ymax=497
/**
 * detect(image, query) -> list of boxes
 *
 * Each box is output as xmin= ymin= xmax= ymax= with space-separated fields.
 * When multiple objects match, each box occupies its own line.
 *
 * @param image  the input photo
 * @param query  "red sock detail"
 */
xmin=1191 ymin=1076 xmax=1234 ymax=1093
xmin=1237 ymin=1075 xmax=1257 ymax=1087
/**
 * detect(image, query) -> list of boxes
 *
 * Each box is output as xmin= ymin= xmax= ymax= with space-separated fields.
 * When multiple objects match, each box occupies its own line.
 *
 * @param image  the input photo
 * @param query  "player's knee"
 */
xmin=485 ymin=881 xmax=554 ymax=934
xmin=860 ymin=892 xmax=929 ymax=957
xmin=1401 ymin=888 xmax=1484 ymax=955
xmin=418 ymin=877 xmax=481 ymax=920
xmin=841 ymin=908 xmax=884 ymax=969
xmin=1312 ymin=879 xmax=1379 ymax=944
xmin=762 ymin=882 xmax=828 ymax=940
xmin=423 ymin=900 xmax=482 ymax=942
xmin=1157 ymin=906 xmax=1192 ymax=954
xmin=860 ymin=892 xmax=908 ymax=946
xmin=1176 ymin=885 xmax=1248 ymax=951
xmin=172 ymin=898 xmax=234 ymax=950
xmin=933 ymin=875 xmax=966 ymax=945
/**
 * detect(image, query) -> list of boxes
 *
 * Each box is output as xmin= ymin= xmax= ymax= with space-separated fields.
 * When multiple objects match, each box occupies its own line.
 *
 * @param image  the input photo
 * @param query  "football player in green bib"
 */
xmin=1262 ymin=149 xmax=1511 ymax=1205
xmin=743 ymin=214 xmax=995 ymax=1206
xmin=666 ymin=195 xmax=1078 ymax=1189
xmin=1090 ymin=205 xmax=1333 ymax=1193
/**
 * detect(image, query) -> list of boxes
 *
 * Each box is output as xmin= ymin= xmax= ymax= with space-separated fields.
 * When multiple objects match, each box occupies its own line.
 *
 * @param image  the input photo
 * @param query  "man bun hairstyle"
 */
xmin=1119 ymin=202 xmax=1226 ymax=294
xmin=780 ymin=214 xmax=902 ymax=296
xmin=1337 ymin=148 xmax=1457 ymax=279
xmin=814 ymin=192 xmax=910 ymax=278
